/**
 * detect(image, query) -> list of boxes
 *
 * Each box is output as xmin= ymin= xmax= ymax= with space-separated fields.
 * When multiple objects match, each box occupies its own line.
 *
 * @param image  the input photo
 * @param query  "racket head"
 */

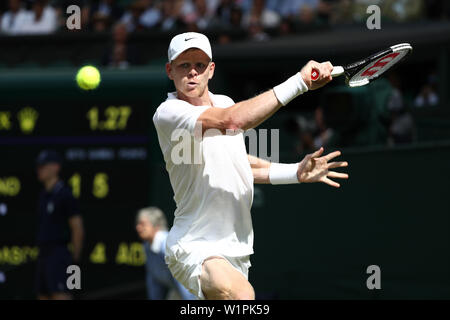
xmin=344 ymin=43 xmax=412 ymax=87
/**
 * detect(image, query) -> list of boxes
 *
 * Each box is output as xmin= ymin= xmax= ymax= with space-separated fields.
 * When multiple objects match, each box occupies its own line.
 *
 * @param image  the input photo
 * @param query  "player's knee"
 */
xmin=203 ymin=279 xmax=234 ymax=299
xmin=233 ymin=286 xmax=255 ymax=300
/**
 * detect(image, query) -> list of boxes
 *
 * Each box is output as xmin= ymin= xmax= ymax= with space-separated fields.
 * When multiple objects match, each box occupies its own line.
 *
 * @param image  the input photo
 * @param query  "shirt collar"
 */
xmin=150 ymin=230 xmax=167 ymax=254
xmin=47 ymin=180 xmax=64 ymax=195
xmin=167 ymin=91 xmax=215 ymax=107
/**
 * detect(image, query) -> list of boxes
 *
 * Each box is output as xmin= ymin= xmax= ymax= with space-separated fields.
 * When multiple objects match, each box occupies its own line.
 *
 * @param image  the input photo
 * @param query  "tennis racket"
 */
xmin=311 ymin=43 xmax=413 ymax=87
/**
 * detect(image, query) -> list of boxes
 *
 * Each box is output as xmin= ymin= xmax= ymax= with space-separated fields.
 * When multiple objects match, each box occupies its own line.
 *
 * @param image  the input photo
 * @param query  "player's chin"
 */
xmin=184 ymin=87 xmax=200 ymax=96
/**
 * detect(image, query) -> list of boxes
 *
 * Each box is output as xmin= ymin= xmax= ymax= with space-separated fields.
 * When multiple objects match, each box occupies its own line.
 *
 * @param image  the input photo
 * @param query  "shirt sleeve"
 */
xmin=153 ymin=101 xmax=211 ymax=137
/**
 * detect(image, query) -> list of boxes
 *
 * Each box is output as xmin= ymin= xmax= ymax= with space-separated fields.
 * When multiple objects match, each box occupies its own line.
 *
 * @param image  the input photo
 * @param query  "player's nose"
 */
xmin=188 ymin=67 xmax=198 ymax=77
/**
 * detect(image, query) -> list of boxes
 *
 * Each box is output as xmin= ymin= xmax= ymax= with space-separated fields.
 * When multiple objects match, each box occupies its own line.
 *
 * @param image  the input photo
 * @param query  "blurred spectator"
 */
xmin=289 ymin=106 xmax=335 ymax=154
xmin=213 ymin=0 xmax=244 ymax=33
xmin=0 ymin=0 xmax=29 ymax=35
xmin=313 ymin=106 xmax=334 ymax=149
xmin=139 ymin=0 xmax=162 ymax=29
xmin=297 ymin=1 xmax=318 ymax=25
xmin=242 ymin=0 xmax=280 ymax=29
xmin=278 ymin=17 xmax=294 ymax=35
xmin=317 ymin=0 xmax=335 ymax=22
xmin=214 ymin=0 xmax=232 ymax=25
xmin=386 ymin=74 xmax=416 ymax=145
xmin=213 ymin=0 xmax=243 ymax=43
xmin=18 ymin=0 xmax=58 ymax=35
xmin=88 ymin=0 xmax=124 ymax=31
xmin=91 ymin=11 xmax=110 ymax=31
xmin=120 ymin=0 xmax=151 ymax=32
xmin=102 ymin=22 xmax=139 ymax=68
xmin=277 ymin=0 xmax=319 ymax=22
xmin=247 ymin=20 xmax=269 ymax=41
xmin=292 ymin=114 xmax=316 ymax=153
xmin=135 ymin=207 xmax=196 ymax=300
xmin=159 ymin=0 xmax=186 ymax=31
xmin=242 ymin=0 xmax=279 ymax=41
xmin=414 ymin=73 xmax=439 ymax=108
xmin=382 ymin=0 xmax=424 ymax=23
xmin=184 ymin=0 xmax=212 ymax=31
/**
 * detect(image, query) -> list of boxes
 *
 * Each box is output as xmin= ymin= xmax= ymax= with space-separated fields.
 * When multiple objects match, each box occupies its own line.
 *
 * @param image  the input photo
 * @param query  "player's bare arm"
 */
xmin=69 ymin=215 xmax=84 ymax=263
xmin=248 ymin=154 xmax=271 ymax=184
xmin=197 ymin=60 xmax=334 ymax=134
xmin=248 ymin=149 xmax=348 ymax=187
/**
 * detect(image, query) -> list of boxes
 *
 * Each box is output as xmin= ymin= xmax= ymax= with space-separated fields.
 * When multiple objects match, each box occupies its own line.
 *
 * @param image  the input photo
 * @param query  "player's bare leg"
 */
xmin=200 ymin=256 xmax=255 ymax=300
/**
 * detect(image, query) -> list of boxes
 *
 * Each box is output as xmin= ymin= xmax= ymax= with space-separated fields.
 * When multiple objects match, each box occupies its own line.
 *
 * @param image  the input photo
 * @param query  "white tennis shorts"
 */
xmin=165 ymin=243 xmax=252 ymax=300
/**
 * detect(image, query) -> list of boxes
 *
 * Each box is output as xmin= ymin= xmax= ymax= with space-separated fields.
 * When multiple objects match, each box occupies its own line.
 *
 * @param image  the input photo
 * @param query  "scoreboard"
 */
xmin=0 ymin=67 xmax=171 ymax=299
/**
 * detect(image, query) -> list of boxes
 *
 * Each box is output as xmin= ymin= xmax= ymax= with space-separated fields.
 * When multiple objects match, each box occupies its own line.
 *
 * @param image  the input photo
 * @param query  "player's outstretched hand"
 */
xmin=300 ymin=60 xmax=333 ymax=90
xmin=297 ymin=147 xmax=348 ymax=187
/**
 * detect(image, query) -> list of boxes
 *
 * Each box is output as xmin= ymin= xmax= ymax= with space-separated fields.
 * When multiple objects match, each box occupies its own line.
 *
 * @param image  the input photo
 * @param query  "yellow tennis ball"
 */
xmin=76 ymin=66 xmax=101 ymax=90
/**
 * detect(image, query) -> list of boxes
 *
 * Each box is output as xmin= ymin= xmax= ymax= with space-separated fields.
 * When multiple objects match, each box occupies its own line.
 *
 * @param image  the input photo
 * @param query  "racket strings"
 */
xmin=347 ymin=47 xmax=411 ymax=87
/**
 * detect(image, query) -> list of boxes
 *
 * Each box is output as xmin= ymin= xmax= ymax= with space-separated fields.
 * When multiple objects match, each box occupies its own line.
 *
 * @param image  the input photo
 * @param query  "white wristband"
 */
xmin=269 ymin=162 xmax=300 ymax=185
xmin=273 ymin=73 xmax=309 ymax=106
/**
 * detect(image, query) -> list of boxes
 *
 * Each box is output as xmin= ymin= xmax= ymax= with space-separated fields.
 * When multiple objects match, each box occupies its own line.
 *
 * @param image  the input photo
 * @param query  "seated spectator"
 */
xmin=135 ymin=207 xmax=196 ymax=300
xmin=159 ymin=0 xmax=186 ymax=31
xmin=91 ymin=11 xmax=111 ymax=32
xmin=17 ymin=0 xmax=58 ymax=35
xmin=120 ymin=0 xmax=150 ymax=32
xmin=248 ymin=20 xmax=270 ymax=41
xmin=297 ymin=2 xmax=318 ymax=25
xmin=277 ymin=0 xmax=318 ymax=19
xmin=102 ymin=23 xmax=139 ymax=68
xmin=212 ymin=1 xmax=243 ymax=43
xmin=386 ymin=78 xmax=416 ymax=145
xmin=313 ymin=106 xmax=334 ymax=149
xmin=88 ymin=0 xmax=124 ymax=31
xmin=0 ymin=0 xmax=29 ymax=35
xmin=139 ymin=0 xmax=162 ymax=29
xmin=414 ymin=73 xmax=439 ymax=108
xmin=214 ymin=0 xmax=235 ymax=27
xmin=381 ymin=0 xmax=424 ymax=23
xmin=184 ymin=0 xmax=212 ymax=31
xmin=242 ymin=0 xmax=280 ymax=29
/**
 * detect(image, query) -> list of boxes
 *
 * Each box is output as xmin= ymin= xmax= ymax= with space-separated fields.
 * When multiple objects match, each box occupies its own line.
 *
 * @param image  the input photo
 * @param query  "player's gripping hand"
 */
xmin=300 ymin=60 xmax=333 ymax=90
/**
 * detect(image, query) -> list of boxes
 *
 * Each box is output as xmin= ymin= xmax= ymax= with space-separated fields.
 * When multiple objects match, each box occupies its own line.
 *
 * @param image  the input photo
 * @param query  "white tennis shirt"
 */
xmin=153 ymin=91 xmax=254 ymax=258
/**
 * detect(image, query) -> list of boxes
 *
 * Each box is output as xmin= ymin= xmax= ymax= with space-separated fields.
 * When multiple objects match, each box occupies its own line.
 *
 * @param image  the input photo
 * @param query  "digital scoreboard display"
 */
xmin=0 ymin=99 xmax=158 ymax=299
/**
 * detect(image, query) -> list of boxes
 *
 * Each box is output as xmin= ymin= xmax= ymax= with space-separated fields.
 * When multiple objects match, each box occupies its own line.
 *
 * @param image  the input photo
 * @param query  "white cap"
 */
xmin=168 ymin=32 xmax=212 ymax=62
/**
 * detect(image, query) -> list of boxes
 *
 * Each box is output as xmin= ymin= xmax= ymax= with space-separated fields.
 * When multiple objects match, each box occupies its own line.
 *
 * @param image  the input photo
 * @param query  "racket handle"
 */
xmin=311 ymin=66 xmax=344 ymax=81
xmin=331 ymin=66 xmax=344 ymax=77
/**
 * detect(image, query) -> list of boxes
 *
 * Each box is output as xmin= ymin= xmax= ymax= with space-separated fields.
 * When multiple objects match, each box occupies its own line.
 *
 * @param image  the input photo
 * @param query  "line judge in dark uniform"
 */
xmin=35 ymin=150 xmax=84 ymax=300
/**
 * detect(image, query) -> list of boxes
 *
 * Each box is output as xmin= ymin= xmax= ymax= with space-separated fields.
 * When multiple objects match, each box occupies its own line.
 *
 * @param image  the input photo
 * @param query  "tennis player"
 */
xmin=153 ymin=32 xmax=348 ymax=300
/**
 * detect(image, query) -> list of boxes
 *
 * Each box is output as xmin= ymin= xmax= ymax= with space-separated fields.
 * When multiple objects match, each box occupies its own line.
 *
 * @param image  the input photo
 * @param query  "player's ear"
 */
xmin=166 ymin=62 xmax=173 ymax=80
xmin=208 ymin=61 xmax=215 ymax=80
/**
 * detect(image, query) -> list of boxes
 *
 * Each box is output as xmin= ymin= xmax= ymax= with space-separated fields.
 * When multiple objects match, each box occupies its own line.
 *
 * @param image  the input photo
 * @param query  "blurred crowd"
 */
xmin=0 ymin=0 xmax=449 ymax=38
xmin=0 ymin=0 xmax=445 ymax=150
xmin=288 ymin=69 xmax=440 ymax=153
